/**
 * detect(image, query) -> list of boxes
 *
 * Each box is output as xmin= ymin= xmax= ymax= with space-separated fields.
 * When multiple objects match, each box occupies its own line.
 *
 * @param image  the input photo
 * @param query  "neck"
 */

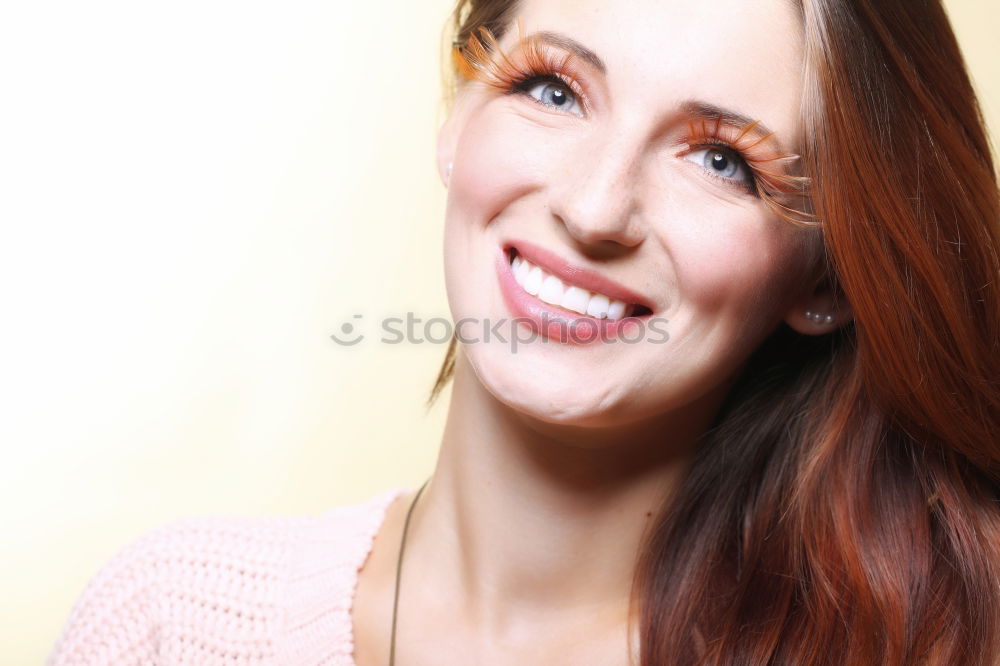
xmin=402 ymin=349 xmax=721 ymax=646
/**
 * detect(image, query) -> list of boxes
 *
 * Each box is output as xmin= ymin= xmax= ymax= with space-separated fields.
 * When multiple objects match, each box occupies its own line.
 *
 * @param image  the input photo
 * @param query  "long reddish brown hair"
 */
xmin=434 ymin=1 xmax=1000 ymax=663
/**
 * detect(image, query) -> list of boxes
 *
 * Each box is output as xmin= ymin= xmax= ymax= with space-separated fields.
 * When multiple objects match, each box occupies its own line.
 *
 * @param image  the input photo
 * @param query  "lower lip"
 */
xmin=495 ymin=248 xmax=646 ymax=345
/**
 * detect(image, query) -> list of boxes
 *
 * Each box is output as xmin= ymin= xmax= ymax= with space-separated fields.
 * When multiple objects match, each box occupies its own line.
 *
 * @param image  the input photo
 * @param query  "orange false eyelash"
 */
xmin=452 ymin=19 xmax=583 ymax=101
xmin=684 ymin=115 xmax=817 ymax=227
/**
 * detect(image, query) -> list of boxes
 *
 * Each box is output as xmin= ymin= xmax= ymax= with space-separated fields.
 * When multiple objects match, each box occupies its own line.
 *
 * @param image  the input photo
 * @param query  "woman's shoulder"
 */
xmin=48 ymin=486 xmax=408 ymax=666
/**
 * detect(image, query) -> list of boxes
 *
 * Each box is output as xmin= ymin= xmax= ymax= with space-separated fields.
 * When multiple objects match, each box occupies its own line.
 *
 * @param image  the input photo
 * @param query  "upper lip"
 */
xmin=503 ymin=239 xmax=655 ymax=312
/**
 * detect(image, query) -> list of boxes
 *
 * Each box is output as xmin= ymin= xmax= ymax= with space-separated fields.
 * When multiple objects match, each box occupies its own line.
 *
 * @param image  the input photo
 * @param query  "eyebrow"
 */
xmin=529 ymin=30 xmax=607 ymax=75
xmin=523 ymin=31 xmax=791 ymax=154
xmin=680 ymin=100 xmax=790 ymax=155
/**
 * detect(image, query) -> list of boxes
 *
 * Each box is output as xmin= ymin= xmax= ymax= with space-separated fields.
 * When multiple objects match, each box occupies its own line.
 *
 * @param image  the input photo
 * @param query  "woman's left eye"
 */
xmin=514 ymin=75 xmax=584 ymax=117
xmin=682 ymin=145 xmax=756 ymax=193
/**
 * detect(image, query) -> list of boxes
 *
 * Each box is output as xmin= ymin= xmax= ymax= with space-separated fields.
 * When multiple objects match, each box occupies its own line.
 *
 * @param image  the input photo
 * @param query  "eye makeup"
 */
xmin=453 ymin=22 xmax=591 ymax=112
xmin=452 ymin=21 xmax=815 ymax=225
xmin=676 ymin=112 xmax=810 ymax=201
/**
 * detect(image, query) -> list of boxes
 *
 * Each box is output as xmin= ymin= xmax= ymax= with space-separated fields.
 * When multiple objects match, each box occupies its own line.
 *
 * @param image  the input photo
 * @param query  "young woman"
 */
xmin=50 ymin=0 xmax=1000 ymax=664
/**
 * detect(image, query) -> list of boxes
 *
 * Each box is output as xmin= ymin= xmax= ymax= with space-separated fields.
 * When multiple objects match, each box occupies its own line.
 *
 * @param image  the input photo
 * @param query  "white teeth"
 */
xmin=514 ymin=256 xmax=530 ymax=282
xmin=561 ymin=286 xmax=590 ymax=315
xmin=510 ymin=253 xmax=637 ymax=321
xmin=586 ymin=293 xmax=610 ymax=319
xmin=606 ymin=299 xmax=626 ymax=320
xmin=538 ymin=275 xmax=565 ymax=305
xmin=524 ymin=265 xmax=544 ymax=295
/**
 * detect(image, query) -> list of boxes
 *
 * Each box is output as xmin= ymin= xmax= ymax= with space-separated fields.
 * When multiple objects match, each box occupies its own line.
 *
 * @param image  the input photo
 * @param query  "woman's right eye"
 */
xmin=513 ymin=75 xmax=584 ymax=118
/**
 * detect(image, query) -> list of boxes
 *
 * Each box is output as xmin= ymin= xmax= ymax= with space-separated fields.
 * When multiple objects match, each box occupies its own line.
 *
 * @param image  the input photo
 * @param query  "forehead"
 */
xmin=507 ymin=0 xmax=805 ymax=150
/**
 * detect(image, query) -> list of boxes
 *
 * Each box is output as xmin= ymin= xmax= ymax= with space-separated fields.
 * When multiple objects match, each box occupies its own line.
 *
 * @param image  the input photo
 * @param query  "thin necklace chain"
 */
xmin=386 ymin=477 xmax=640 ymax=666
xmin=389 ymin=477 xmax=431 ymax=666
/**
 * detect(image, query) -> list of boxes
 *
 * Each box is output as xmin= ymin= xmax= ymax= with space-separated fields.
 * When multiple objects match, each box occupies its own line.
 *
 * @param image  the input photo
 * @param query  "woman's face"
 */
xmin=438 ymin=0 xmax=821 ymax=428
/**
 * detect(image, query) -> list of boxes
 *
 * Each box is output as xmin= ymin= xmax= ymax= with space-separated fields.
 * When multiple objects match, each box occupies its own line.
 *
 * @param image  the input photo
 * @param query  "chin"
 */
xmin=463 ymin=341 xmax=644 ymax=428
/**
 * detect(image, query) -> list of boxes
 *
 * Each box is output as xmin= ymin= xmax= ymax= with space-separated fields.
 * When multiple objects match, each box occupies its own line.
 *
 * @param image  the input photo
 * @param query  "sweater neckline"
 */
xmin=346 ymin=486 xmax=409 ymax=666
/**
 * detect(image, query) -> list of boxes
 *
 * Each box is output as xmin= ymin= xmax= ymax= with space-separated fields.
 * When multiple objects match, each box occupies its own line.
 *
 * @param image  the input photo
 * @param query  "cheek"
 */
xmin=665 ymin=208 xmax=806 ymax=319
xmin=447 ymin=108 xmax=542 ymax=230
xmin=443 ymin=107 xmax=553 ymax=320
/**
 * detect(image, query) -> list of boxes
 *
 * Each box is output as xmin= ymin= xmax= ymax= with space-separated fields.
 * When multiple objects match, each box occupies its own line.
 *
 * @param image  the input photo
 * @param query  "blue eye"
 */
xmin=682 ymin=145 xmax=756 ymax=194
xmin=514 ymin=75 xmax=584 ymax=117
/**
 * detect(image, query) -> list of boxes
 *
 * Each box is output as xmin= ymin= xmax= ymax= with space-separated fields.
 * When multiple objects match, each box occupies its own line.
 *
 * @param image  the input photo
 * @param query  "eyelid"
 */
xmin=679 ymin=117 xmax=804 ymax=197
xmin=512 ymin=70 xmax=589 ymax=118
xmin=511 ymin=46 xmax=594 ymax=116
xmin=677 ymin=141 xmax=757 ymax=196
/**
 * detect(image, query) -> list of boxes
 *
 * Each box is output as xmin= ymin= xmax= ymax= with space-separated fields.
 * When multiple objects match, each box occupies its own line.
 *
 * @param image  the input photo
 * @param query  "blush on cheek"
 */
xmin=670 ymin=221 xmax=798 ymax=315
xmin=450 ymin=110 xmax=546 ymax=226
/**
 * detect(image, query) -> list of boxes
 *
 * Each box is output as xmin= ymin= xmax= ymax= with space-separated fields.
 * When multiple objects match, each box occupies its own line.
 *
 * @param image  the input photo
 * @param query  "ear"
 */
xmin=782 ymin=272 xmax=853 ymax=335
xmin=436 ymin=89 xmax=472 ymax=188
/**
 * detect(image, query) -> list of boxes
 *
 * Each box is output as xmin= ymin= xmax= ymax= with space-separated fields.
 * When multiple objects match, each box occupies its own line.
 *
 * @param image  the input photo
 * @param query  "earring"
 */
xmin=804 ymin=310 xmax=834 ymax=325
xmin=446 ymin=162 xmax=453 ymax=177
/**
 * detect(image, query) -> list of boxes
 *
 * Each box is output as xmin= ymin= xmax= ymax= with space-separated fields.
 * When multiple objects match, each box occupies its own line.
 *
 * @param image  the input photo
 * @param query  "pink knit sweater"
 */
xmin=48 ymin=487 xmax=408 ymax=665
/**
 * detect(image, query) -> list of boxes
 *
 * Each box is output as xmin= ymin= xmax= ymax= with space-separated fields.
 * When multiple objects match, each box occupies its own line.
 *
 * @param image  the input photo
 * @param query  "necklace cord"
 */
xmin=389 ymin=477 xmax=431 ymax=666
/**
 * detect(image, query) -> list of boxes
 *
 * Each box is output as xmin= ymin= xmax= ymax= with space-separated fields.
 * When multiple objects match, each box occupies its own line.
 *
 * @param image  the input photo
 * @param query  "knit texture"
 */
xmin=48 ymin=487 xmax=408 ymax=666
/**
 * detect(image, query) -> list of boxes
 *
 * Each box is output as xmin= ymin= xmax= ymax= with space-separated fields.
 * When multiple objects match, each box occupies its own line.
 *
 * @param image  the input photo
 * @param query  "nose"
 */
xmin=547 ymin=135 xmax=646 ymax=253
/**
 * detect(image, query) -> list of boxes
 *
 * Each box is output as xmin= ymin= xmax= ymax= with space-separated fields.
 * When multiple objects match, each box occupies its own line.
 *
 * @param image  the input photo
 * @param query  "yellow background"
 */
xmin=1 ymin=1 xmax=996 ymax=662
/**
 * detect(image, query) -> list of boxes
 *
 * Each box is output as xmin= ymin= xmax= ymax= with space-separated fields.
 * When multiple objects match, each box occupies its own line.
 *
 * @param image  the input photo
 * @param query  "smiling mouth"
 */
xmin=507 ymin=248 xmax=652 ymax=321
